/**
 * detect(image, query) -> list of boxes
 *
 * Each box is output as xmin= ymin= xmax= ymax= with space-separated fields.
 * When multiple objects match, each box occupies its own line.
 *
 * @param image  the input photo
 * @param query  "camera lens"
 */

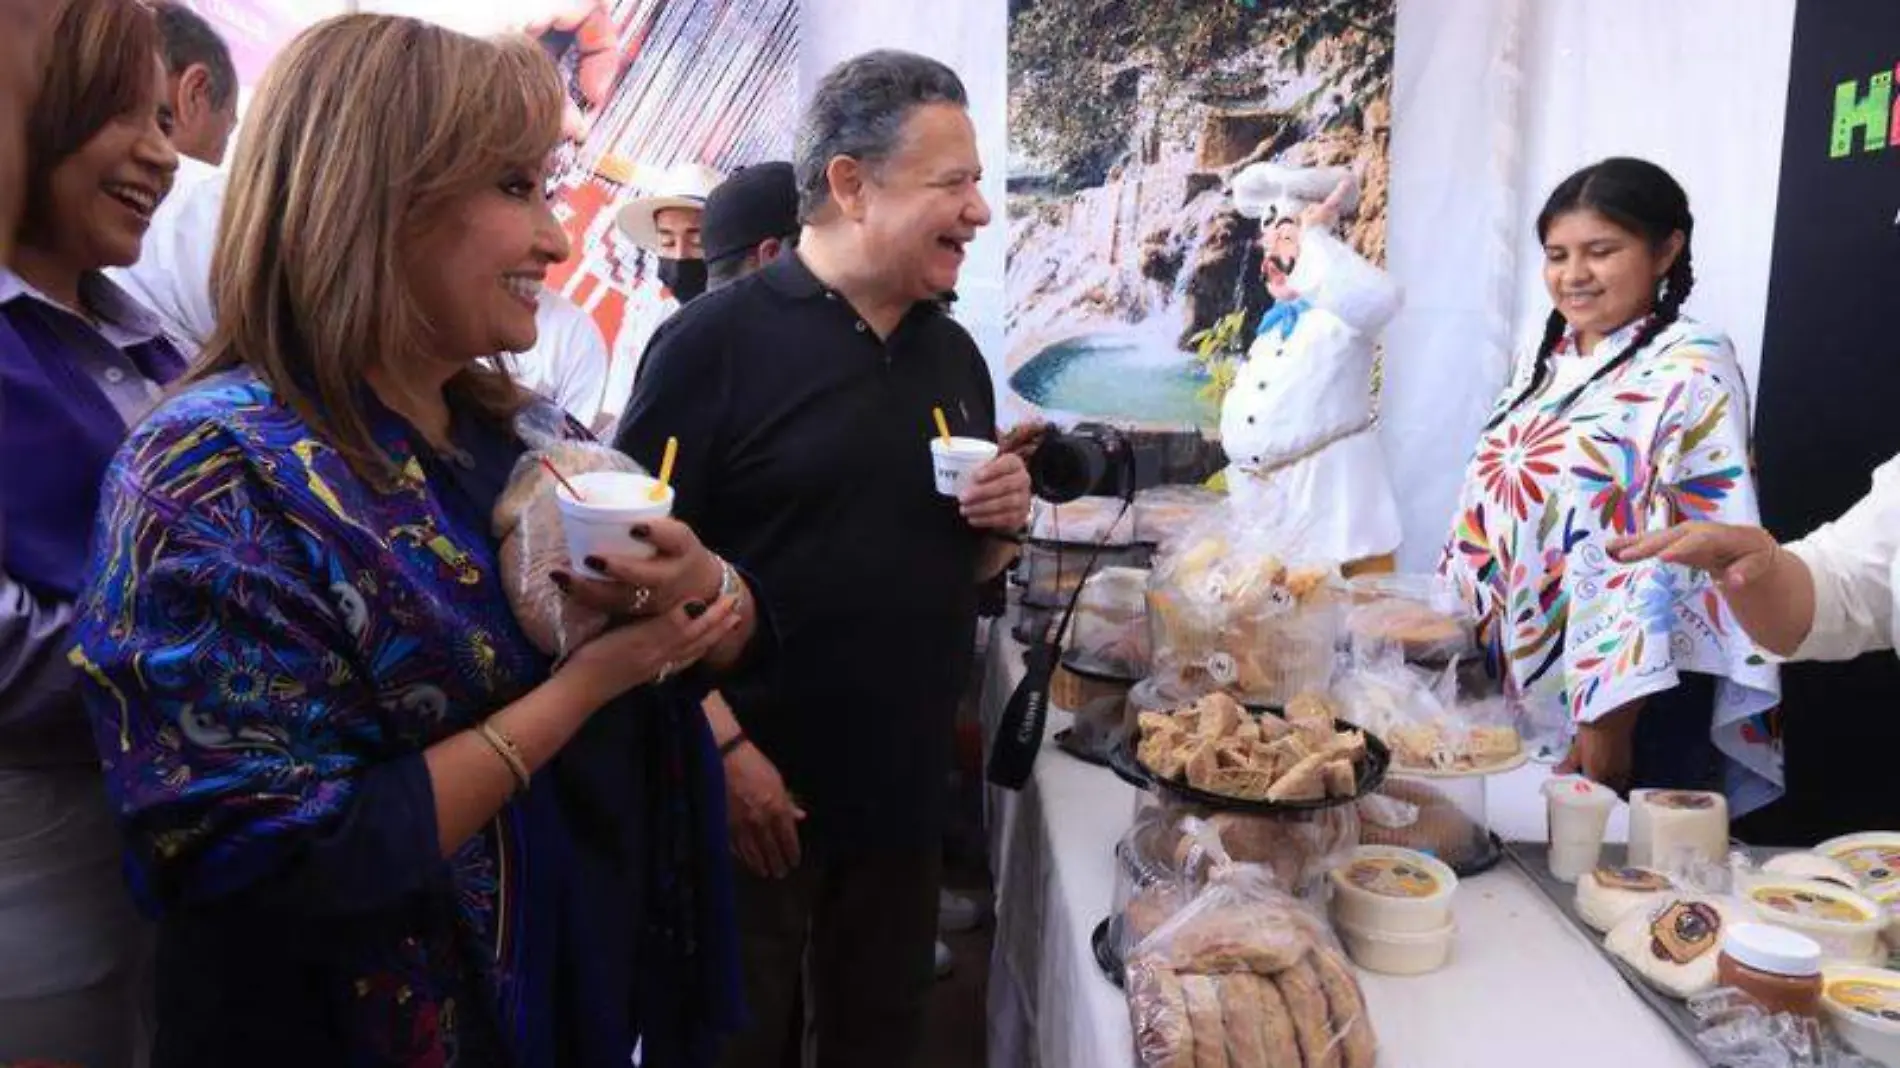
xmin=1029 ymin=433 xmax=1109 ymax=504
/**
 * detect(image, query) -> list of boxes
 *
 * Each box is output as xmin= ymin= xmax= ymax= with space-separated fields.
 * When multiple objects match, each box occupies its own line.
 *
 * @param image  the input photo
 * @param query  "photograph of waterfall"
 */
xmin=1004 ymin=0 xmax=1394 ymax=430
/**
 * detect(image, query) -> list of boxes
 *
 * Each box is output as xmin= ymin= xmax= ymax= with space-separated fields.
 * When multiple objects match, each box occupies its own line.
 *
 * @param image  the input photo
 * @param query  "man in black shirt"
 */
xmin=613 ymin=50 xmax=1025 ymax=1068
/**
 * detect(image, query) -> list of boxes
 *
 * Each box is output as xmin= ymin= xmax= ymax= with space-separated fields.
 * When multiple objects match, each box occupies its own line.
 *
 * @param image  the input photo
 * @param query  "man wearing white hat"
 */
xmin=600 ymin=160 xmax=723 ymax=432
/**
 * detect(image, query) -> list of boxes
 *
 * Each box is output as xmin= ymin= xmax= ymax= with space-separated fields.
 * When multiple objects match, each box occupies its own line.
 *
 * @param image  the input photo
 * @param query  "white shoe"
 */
xmin=938 ymin=889 xmax=982 ymax=933
xmin=934 ymin=939 xmax=954 ymax=979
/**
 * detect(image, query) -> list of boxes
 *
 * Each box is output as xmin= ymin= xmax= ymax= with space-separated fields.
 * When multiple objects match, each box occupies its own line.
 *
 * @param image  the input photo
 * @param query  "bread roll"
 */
xmin=1274 ymin=958 xmax=1342 ymax=1068
xmin=1182 ymin=975 xmax=1231 ymax=1068
xmin=1130 ymin=964 xmax=1194 ymax=1068
xmin=1311 ymin=948 xmax=1379 ymax=1068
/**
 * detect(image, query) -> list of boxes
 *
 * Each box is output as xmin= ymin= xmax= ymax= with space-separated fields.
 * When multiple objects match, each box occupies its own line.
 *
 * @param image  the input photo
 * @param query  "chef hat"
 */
xmin=1230 ymin=164 xmax=1360 ymax=225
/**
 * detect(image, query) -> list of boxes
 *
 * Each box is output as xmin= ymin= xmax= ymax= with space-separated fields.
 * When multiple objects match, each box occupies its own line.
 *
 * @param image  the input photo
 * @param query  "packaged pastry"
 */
xmin=1605 ymin=894 xmax=1743 ymax=1000
xmin=1020 ymin=539 xmax=1153 ymax=609
xmin=1342 ymin=574 xmax=1476 ymax=664
xmin=1334 ymin=656 xmax=1523 ymax=776
xmin=1030 ymin=494 xmax=1137 ymax=546
xmin=1133 ymin=484 xmax=1223 ymax=549
xmin=494 ymin=435 xmax=644 ymax=658
xmin=1356 ymin=776 xmax=1491 ymax=871
xmin=1576 ymin=866 xmax=1679 ymax=934
xmin=1060 ymin=567 xmax=1152 ymax=677
xmin=1145 ymin=503 xmax=1342 ymax=707
xmin=1126 ymin=853 xmax=1378 ymax=1068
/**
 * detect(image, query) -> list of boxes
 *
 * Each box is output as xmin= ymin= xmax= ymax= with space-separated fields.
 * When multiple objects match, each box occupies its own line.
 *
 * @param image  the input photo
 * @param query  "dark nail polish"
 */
xmin=684 ymin=601 xmax=707 ymax=619
xmin=551 ymin=571 xmax=571 ymax=590
xmin=629 ymin=524 xmax=650 ymax=538
xmin=583 ymin=555 xmax=606 ymax=573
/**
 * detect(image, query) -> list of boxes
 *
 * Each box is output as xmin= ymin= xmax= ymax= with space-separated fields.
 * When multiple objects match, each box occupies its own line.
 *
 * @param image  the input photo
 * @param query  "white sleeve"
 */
xmin=1785 ymin=455 xmax=1900 ymax=661
xmin=1285 ymin=228 xmax=1402 ymax=336
xmin=549 ymin=307 xmax=611 ymax=430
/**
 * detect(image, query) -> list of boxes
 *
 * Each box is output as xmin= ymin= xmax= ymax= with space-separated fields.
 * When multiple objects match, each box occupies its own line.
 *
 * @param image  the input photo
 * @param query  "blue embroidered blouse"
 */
xmin=71 ymin=370 xmax=744 ymax=1067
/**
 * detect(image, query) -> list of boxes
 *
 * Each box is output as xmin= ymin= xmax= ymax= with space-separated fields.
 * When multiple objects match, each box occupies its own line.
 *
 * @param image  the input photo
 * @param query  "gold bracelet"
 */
xmin=476 ymin=721 xmax=531 ymax=794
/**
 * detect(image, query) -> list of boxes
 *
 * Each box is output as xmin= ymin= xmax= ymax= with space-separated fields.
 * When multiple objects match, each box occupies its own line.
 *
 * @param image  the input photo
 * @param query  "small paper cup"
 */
xmin=1544 ymin=775 xmax=1619 ymax=883
xmin=930 ymin=437 xmax=998 ymax=498
xmin=554 ymin=470 xmax=674 ymax=579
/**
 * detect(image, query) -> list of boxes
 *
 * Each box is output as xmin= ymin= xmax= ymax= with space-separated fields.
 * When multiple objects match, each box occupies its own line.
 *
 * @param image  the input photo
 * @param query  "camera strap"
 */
xmin=986 ymin=496 xmax=1134 ymax=791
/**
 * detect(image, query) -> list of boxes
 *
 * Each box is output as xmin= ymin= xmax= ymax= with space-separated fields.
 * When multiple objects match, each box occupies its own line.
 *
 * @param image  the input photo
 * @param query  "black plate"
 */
xmin=1053 ymin=727 xmax=1113 ymax=769
xmin=1449 ymin=832 xmax=1506 ymax=878
xmin=1116 ymin=711 xmax=1391 ymax=814
xmin=1091 ymin=915 xmax=1125 ymax=988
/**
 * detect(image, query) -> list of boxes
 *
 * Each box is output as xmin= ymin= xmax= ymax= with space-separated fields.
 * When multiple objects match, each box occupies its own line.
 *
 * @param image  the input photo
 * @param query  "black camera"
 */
xmin=1027 ymin=422 xmax=1228 ymax=504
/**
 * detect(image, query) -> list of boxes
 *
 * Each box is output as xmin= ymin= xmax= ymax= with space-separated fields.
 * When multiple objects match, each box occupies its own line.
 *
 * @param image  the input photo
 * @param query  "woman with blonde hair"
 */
xmin=71 ymin=15 xmax=755 ymax=1066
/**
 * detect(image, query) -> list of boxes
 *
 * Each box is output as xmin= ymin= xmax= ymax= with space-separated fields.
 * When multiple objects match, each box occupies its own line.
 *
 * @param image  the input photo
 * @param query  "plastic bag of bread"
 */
xmin=1061 ymin=566 xmax=1152 ymax=676
xmin=492 ymin=407 xmax=647 ymax=659
xmin=1357 ymin=777 xmax=1491 ymax=870
xmin=1333 ymin=652 xmax=1525 ymax=776
xmin=1126 ymin=825 xmax=1378 ymax=1068
xmin=1145 ymin=502 xmax=1342 ymax=707
xmin=1133 ymin=484 xmax=1223 ymax=550
xmin=1343 ymin=573 xmax=1475 ymax=664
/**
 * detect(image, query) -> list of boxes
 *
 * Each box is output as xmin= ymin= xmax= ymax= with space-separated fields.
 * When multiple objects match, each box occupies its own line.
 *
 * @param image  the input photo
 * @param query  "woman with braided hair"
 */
xmin=1438 ymin=157 xmax=1782 ymax=812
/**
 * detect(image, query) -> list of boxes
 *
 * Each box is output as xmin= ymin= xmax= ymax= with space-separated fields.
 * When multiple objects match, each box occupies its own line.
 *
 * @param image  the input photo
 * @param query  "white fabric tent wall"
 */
xmin=1383 ymin=0 xmax=1795 ymax=570
xmin=797 ymin=0 xmax=1011 ymax=378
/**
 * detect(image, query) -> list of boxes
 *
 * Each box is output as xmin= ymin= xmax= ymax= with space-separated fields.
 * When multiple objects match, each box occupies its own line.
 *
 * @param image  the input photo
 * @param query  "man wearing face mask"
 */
xmin=599 ymin=161 xmax=719 ymax=434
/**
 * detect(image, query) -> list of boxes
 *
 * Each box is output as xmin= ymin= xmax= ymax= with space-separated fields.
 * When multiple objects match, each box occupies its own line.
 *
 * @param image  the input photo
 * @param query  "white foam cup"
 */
xmin=553 ymin=470 xmax=674 ymax=579
xmin=931 ymin=437 xmax=998 ymax=498
xmin=1544 ymin=775 xmax=1619 ymax=882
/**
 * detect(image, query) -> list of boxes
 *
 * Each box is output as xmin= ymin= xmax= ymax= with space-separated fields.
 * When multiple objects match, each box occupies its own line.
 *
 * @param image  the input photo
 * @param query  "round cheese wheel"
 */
xmin=1605 ymin=894 xmax=1742 ymax=1000
xmin=1576 ymin=865 xmax=1678 ymax=934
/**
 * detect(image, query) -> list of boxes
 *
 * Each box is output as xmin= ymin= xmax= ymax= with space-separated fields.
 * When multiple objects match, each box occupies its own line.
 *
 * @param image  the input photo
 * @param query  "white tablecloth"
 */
xmin=978 ymin=623 xmax=1702 ymax=1068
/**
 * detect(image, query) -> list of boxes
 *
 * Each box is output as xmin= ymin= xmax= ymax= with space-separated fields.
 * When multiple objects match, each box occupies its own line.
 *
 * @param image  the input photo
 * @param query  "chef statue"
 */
xmin=1219 ymin=163 xmax=1404 ymax=574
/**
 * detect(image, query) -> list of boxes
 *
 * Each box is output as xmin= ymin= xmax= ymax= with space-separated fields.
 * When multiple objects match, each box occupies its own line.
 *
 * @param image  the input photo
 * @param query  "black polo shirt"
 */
xmin=613 ymin=253 xmax=997 ymax=852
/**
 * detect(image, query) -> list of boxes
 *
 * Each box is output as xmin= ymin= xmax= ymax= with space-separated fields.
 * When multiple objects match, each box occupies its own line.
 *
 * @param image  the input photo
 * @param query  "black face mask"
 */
xmin=657 ymin=257 xmax=708 ymax=302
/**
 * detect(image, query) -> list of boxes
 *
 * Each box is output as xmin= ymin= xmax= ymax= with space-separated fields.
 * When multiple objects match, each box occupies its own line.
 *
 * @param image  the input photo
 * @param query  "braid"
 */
xmin=1586 ymin=240 xmax=1696 ymax=385
xmin=1485 ymin=310 xmax=1567 ymax=431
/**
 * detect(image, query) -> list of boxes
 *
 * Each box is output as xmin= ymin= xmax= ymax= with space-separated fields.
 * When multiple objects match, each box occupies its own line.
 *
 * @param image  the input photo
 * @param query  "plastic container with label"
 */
xmin=1821 ymin=965 xmax=1900 ymax=1066
xmin=1334 ymin=916 xmax=1456 ymax=976
xmin=1818 ymin=832 xmax=1900 ymax=896
xmin=1329 ymin=845 xmax=1458 ymax=935
xmin=1744 ymin=877 xmax=1887 ymax=965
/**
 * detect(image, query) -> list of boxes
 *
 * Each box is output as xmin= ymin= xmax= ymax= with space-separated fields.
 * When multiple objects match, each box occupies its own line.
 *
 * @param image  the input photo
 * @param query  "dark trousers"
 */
xmin=1630 ymin=671 xmax=1722 ymax=793
xmin=716 ymin=846 xmax=941 ymax=1068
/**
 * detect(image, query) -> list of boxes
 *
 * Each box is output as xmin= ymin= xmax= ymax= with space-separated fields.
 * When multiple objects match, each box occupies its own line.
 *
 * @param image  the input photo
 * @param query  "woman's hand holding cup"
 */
xmin=555 ymin=517 xmax=726 ymax=619
xmin=558 ymin=595 xmax=742 ymax=700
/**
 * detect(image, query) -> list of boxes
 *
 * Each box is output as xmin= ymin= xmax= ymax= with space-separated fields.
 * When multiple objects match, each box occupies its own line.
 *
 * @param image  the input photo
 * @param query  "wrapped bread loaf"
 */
xmin=493 ymin=439 xmax=645 ymax=658
xmin=1126 ymin=860 xmax=1378 ymax=1068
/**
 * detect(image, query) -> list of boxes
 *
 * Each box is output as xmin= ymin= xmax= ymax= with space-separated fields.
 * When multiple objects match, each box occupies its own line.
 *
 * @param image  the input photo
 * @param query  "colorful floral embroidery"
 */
xmin=1439 ymin=319 xmax=1782 ymax=806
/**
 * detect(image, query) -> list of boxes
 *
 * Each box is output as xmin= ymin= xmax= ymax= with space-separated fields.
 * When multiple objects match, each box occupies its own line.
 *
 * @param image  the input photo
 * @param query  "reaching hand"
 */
xmin=1608 ymin=523 xmax=1782 ymax=591
xmin=1554 ymin=703 xmax=1642 ymax=794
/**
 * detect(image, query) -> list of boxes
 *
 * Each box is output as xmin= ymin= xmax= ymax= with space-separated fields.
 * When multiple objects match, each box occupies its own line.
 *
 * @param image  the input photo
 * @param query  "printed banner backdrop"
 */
xmin=538 ymin=0 xmax=798 ymax=379
xmin=1003 ymin=0 xmax=1395 ymax=430
xmin=369 ymin=0 xmax=799 ymax=403
xmin=1752 ymin=0 xmax=1900 ymax=839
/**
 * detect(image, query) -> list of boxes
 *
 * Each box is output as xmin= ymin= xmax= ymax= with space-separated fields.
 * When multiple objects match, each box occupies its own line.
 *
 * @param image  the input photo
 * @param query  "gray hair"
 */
xmin=154 ymin=1 xmax=238 ymax=111
xmin=794 ymin=50 xmax=967 ymax=223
